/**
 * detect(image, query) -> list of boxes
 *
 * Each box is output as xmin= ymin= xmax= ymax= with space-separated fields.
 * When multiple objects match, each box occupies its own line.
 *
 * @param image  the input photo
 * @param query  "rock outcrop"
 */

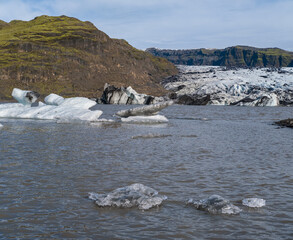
xmin=146 ymin=46 xmax=293 ymax=68
xmin=98 ymin=83 xmax=158 ymax=105
xmin=0 ymin=15 xmax=177 ymax=100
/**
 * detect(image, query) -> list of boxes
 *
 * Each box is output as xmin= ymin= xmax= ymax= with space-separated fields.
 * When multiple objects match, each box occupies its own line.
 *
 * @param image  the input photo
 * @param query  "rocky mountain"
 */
xmin=0 ymin=15 xmax=177 ymax=100
xmin=146 ymin=46 xmax=293 ymax=68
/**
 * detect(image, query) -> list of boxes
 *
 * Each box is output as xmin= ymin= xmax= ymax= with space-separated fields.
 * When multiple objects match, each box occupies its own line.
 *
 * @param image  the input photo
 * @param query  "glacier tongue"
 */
xmin=88 ymin=183 xmax=167 ymax=210
xmin=165 ymin=66 xmax=293 ymax=106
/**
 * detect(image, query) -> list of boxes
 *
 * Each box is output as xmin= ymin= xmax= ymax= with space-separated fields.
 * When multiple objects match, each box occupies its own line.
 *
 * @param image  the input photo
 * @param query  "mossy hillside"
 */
xmin=0 ymin=15 xmax=177 ymax=100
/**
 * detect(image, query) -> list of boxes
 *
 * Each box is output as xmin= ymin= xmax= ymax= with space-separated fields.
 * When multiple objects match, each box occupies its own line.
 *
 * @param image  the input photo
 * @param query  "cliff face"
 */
xmin=0 ymin=15 xmax=177 ymax=100
xmin=146 ymin=46 xmax=293 ymax=68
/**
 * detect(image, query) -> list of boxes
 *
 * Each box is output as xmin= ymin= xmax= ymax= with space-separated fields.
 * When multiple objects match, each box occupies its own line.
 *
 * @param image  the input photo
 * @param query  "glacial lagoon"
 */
xmin=0 ymin=104 xmax=293 ymax=239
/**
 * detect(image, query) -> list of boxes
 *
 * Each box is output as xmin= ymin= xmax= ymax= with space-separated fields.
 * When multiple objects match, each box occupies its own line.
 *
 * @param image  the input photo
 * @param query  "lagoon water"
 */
xmin=0 ymin=105 xmax=293 ymax=239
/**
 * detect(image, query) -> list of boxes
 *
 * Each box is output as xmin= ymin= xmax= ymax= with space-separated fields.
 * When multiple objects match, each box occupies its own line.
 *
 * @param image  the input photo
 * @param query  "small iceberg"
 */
xmin=121 ymin=115 xmax=168 ymax=123
xmin=116 ymin=101 xmax=173 ymax=123
xmin=187 ymin=195 xmax=242 ymax=215
xmin=88 ymin=183 xmax=167 ymax=210
xmin=242 ymin=198 xmax=266 ymax=208
xmin=0 ymin=89 xmax=103 ymax=122
xmin=0 ymin=123 xmax=3 ymax=128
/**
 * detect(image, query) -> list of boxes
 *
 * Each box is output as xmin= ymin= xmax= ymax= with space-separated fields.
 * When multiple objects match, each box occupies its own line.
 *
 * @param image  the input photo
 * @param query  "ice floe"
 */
xmin=120 ymin=115 xmax=168 ymax=123
xmin=116 ymin=101 xmax=173 ymax=117
xmin=116 ymin=101 xmax=172 ymax=123
xmin=242 ymin=198 xmax=266 ymax=208
xmin=187 ymin=195 xmax=242 ymax=215
xmin=88 ymin=183 xmax=167 ymax=210
xmin=0 ymin=89 xmax=103 ymax=122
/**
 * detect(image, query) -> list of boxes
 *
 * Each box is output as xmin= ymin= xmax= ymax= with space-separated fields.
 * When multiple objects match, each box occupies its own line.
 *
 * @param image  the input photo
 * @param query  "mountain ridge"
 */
xmin=0 ymin=15 xmax=177 ymax=100
xmin=146 ymin=46 xmax=293 ymax=68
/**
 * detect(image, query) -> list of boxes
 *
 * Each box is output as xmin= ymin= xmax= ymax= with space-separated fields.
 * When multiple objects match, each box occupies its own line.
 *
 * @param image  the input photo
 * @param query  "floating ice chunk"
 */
xmin=187 ymin=195 xmax=242 ymax=215
xmin=121 ymin=115 xmax=168 ymax=123
xmin=89 ymin=183 xmax=167 ymax=210
xmin=116 ymin=101 xmax=173 ymax=118
xmin=0 ymin=123 xmax=3 ymax=128
xmin=44 ymin=93 xmax=65 ymax=106
xmin=12 ymin=88 xmax=40 ymax=105
xmin=242 ymin=198 xmax=266 ymax=208
xmin=0 ymin=100 xmax=102 ymax=122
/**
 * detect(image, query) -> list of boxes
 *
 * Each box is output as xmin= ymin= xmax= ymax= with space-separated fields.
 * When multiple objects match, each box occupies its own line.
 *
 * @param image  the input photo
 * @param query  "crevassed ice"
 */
xmin=88 ymin=183 xmax=167 ymax=210
xmin=121 ymin=115 xmax=168 ymax=123
xmin=242 ymin=198 xmax=266 ymax=208
xmin=188 ymin=195 xmax=242 ymax=215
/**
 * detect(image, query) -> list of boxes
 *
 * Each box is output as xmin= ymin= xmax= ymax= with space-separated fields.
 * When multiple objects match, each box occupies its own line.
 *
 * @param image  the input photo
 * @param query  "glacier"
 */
xmin=164 ymin=66 xmax=293 ymax=106
xmin=88 ymin=183 xmax=167 ymax=210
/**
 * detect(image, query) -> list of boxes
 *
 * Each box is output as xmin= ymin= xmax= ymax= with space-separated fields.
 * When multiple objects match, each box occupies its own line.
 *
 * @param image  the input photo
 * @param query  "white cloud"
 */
xmin=0 ymin=0 xmax=292 ymax=51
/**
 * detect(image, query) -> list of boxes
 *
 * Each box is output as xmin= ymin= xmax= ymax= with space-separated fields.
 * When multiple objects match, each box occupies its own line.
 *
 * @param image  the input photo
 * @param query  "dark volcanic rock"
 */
xmin=99 ymin=83 xmax=157 ymax=105
xmin=176 ymin=94 xmax=211 ymax=105
xmin=275 ymin=119 xmax=293 ymax=128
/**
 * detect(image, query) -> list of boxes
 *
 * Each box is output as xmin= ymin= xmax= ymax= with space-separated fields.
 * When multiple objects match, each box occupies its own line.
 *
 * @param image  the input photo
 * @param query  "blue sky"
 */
xmin=0 ymin=0 xmax=292 ymax=51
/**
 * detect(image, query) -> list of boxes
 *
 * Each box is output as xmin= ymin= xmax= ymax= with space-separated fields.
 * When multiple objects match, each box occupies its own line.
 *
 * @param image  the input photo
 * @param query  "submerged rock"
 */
xmin=12 ymin=88 xmax=40 ymax=105
xmin=275 ymin=119 xmax=293 ymax=128
xmin=187 ymin=195 xmax=242 ymax=215
xmin=88 ymin=183 xmax=167 ymax=210
xmin=242 ymin=198 xmax=266 ymax=208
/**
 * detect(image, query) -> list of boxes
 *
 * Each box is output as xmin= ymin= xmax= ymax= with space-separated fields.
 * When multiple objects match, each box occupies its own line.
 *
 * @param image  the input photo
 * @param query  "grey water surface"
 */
xmin=0 ymin=105 xmax=293 ymax=239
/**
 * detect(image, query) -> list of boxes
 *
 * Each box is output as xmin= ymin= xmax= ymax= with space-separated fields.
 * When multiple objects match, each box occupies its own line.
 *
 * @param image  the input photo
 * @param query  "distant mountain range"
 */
xmin=146 ymin=46 xmax=293 ymax=68
xmin=0 ymin=15 xmax=177 ymax=100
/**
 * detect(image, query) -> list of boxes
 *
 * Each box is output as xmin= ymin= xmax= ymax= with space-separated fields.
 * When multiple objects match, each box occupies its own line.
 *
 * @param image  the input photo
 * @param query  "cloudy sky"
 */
xmin=0 ymin=0 xmax=292 ymax=51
